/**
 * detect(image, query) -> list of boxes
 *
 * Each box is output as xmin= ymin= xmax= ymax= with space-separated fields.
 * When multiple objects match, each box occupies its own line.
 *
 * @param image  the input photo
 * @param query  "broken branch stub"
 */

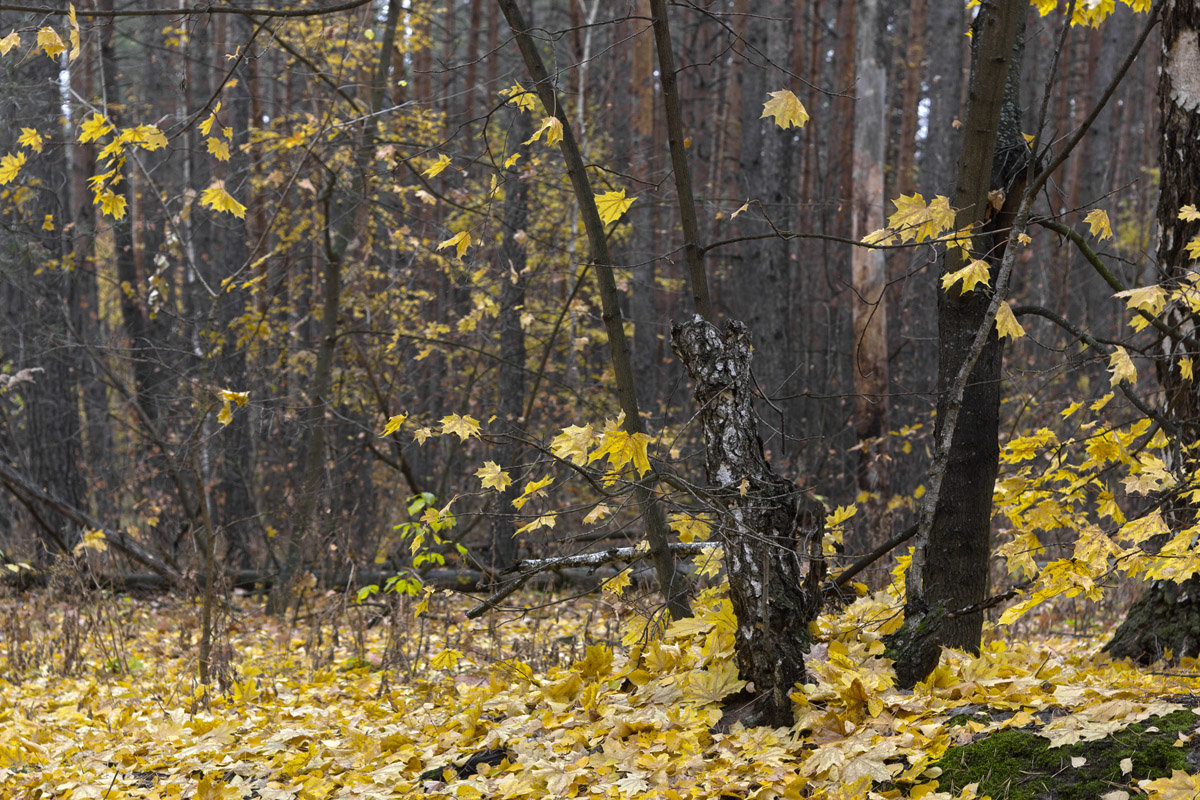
xmin=671 ymin=317 xmax=825 ymax=727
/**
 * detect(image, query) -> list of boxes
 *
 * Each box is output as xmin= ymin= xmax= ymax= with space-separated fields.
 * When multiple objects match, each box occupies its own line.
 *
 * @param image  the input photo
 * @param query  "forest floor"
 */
xmin=0 ymin=578 xmax=1198 ymax=800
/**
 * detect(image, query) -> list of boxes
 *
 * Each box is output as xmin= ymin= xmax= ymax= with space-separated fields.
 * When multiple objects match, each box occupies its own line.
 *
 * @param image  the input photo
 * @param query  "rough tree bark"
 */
xmin=891 ymin=0 xmax=1026 ymax=687
xmin=1105 ymin=0 xmax=1200 ymax=663
xmin=671 ymin=319 xmax=825 ymax=728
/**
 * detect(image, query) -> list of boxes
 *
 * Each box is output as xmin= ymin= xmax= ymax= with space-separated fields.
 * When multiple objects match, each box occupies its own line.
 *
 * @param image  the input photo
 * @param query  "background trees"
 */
xmin=0 ymin=0 xmax=1188 ymax=701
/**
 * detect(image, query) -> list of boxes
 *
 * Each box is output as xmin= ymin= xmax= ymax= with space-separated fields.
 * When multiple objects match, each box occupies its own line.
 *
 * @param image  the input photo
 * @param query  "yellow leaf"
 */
xmin=68 ymin=4 xmax=80 ymax=60
xmin=218 ymin=389 xmax=249 ymax=406
xmin=602 ymin=570 xmax=631 ymax=597
xmin=199 ymin=102 xmax=221 ymax=136
xmin=1179 ymin=204 xmax=1200 ymax=222
xmin=42 ymin=214 xmax=53 ymax=231
xmin=940 ymin=259 xmax=991 ymax=294
xmin=826 ymin=505 xmax=857 ymax=527
xmin=550 ymin=423 xmax=595 ymax=464
xmin=1139 ymin=769 xmax=1200 ymax=800
xmin=1114 ymin=284 xmax=1166 ymax=315
xmin=1108 ymin=346 xmax=1137 ymax=387
xmin=686 ymin=660 xmax=747 ymax=705
xmin=501 ymin=82 xmax=539 ymax=112
xmin=18 ymin=128 xmax=44 ymax=153
xmin=0 ymin=151 xmax=26 ymax=185
xmin=668 ymin=513 xmax=711 ymax=542
xmin=381 ymin=413 xmax=407 ymax=436
xmin=217 ymin=404 xmax=233 ymax=425
xmin=37 ymin=27 xmax=65 ymax=58
xmin=995 ymin=300 xmax=1025 ymax=339
xmin=206 ymin=137 xmax=231 ymax=161
xmin=503 ymin=152 xmax=521 ymax=169
xmin=888 ymin=193 xmax=954 ymax=243
xmin=760 ymin=89 xmax=809 ymax=129
xmin=1181 ymin=357 xmax=1193 ymax=381
xmin=440 ymin=413 xmax=480 ymax=441
xmin=475 ymin=461 xmax=513 ymax=492
xmin=78 ymin=113 xmax=114 ymax=143
xmin=515 ymin=513 xmax=557 ymax=535
xmin=1185 ymin=235 xmax=1200 ymax=260
xmin=96 ymin=188 xmax=127 ymax=219
xmin=199 ymin=181 xmax=247 ymax=218
xmin=422 ymin=153 xmax=451 ymax=178
xmin=436 ymin=230 xmax=471 ymax=259
xmin=429 ymin=648 xmax=462 ymax=670
xmin=583 ymin=504 xmax=610 ymax=524
xmin=72 ymin=528 xmax=107 ymax=556
xmin=1034 ymin=0 xmax=1056 ymax=15
xmin=589 ymin=429 xmax=653 ymax=477
xmin=413 ymin=426 xmax=434 ymax=444
xmin=594 ymin=189 xmax=636 ymax=225
xmin=1084 ymin=208 xmax=1113 ymax=241
xmin=1018 ymin=231 xmax=1032 ymax=245
xmin=0 ymin=31 xmax=20 ymax=56
xmin=524 ymin=116 xmax=563 ymax=146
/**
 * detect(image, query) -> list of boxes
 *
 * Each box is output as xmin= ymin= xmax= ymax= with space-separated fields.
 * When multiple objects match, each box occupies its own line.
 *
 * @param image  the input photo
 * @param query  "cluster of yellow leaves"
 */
xmin=216 ymin=388 xmax=250 ymax=426
xmin=991 ymin=405 xmax=1200 ymax=625
xmin=1031 ymin=0 xmax=1152 ymax=27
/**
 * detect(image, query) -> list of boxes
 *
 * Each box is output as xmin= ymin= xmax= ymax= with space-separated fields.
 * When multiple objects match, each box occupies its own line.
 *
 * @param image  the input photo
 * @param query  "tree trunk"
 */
xmin=1105 ymin=0 xmax=1200 ymax=664
xmin=671 ymin=319 xmax=825 ymax=728
xmin=849 ymin=0 xmax=891 ymax=578
xmin=892 ymin=0 xmax=1026 ymax=687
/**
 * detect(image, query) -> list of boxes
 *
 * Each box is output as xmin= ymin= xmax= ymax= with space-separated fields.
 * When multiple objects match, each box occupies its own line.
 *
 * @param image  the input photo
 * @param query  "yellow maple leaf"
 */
xmin=0 ymin=151 xmax=26 ymax=185
xmin=440 ymin=413 xmax=480 ymax=441
xmin=760 ymin=89 xmax=809 ymax=129
xmin=583 ymin=504 xmax=610 ymax=524
xmin=0 ymin=30 xmax=20 ymax=56
xmin=78 ymin=113 xmax=114 ymax=143
xmin=524 ymin=116 xmax=563 ymax=147
xmin=1185 ymin=235 xmax=1200 ymax=260
xmin=42 ymin=214 xmax=54 ymax=231
xmin=515 ymin=513 xmax=557 ymax=535
xmin=995 ymin=300 xmax=1025 ymax=339
xmin=381 ymin=413 xmax=407 ymax=436
xmin=1084 ymin=208 xmax=1113 ymax=240
xmin=17 ymin=128 xmax=44 ymax=153
xmin=940 ymin=259 xmax=991 ymax=294
xmin=888 ymin=192 xmax=953 ymax=243
xmin=500 ymin=82 xmax=538 ymax=112
xmin=686 ymin=659 xmax=747 ymax=705
xmin=668 ymin=513 xmax=711 ymax=542
xmin=1179 ymin=204 xmax=1200 ymax=222
xmin=199 ymin=182 xmax=246 ymax=218
xmin=413 ymin=426 xmax=434 ymax=444
xmin=206 ymin=137 xmax=231 ymax=161
xmin=1114 ymin=284 xmax=1166 ymax=314
xmin=1181 ymin=356 xmax=1193 ymax=381
xmin=422 ymin=153 xmax=451 ymax=178
xmin=1140 ymin=769 xmax=1200 ymax=800
xmin=475 ymin=461 xmax=512 ymax=492
xmin=551 ymin=424 xmax=596 ymax=464
xmin=1108 ymin=346 xmax=1136 ymax=387
xmin=594 ymin=189 xmax=636 ymax=225
xmin=129 ymin=124 xmax=167 ymax=150
xmin=199 ymin=102 xmax=221 ymax=136
xmin=602 ymin=570 xmax=631 ymax=597
xmin=436 ymin=230 xmax=471 ymax=259
xmin=589 ymin=429 xmax=652 ymax=477
xmin=36 ymin=27 xmax=65 ymax=58
xmin=96 ymin=188 xmax=127 ymax=219
xmin=503 ymin=152 xmax=521 ymax=169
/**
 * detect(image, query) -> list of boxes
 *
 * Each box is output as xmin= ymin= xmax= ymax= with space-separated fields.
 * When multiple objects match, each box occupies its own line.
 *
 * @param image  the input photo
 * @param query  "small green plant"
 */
xmin=356 ymin=493 xmax=469 ymax=603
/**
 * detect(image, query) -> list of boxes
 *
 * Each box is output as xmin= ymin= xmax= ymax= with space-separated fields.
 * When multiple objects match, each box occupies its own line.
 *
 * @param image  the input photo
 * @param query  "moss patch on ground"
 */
xmin=933 ymin=709 xmax=1200 ymax=800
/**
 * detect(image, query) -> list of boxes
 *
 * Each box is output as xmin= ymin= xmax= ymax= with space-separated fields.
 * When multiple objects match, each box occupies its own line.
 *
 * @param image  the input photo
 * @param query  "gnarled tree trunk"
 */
xmin=672 ymin=318 xmax=825 ymax=727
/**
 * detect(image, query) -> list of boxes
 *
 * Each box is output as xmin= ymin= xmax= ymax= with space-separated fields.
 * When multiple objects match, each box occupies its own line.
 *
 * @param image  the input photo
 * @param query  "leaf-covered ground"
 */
xmin=2 ymin=584 xmax=1200 ymax=800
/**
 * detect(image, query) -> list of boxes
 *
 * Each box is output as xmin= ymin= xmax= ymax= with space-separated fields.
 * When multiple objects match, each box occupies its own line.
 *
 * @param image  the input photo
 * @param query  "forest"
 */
xmin=3 ymin=0 xmax=1200 ymax=797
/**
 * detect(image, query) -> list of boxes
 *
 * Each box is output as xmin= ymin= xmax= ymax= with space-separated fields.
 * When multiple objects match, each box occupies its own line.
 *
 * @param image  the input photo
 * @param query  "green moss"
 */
xmin=933 ymin=710 xmax=1199 ymax=800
